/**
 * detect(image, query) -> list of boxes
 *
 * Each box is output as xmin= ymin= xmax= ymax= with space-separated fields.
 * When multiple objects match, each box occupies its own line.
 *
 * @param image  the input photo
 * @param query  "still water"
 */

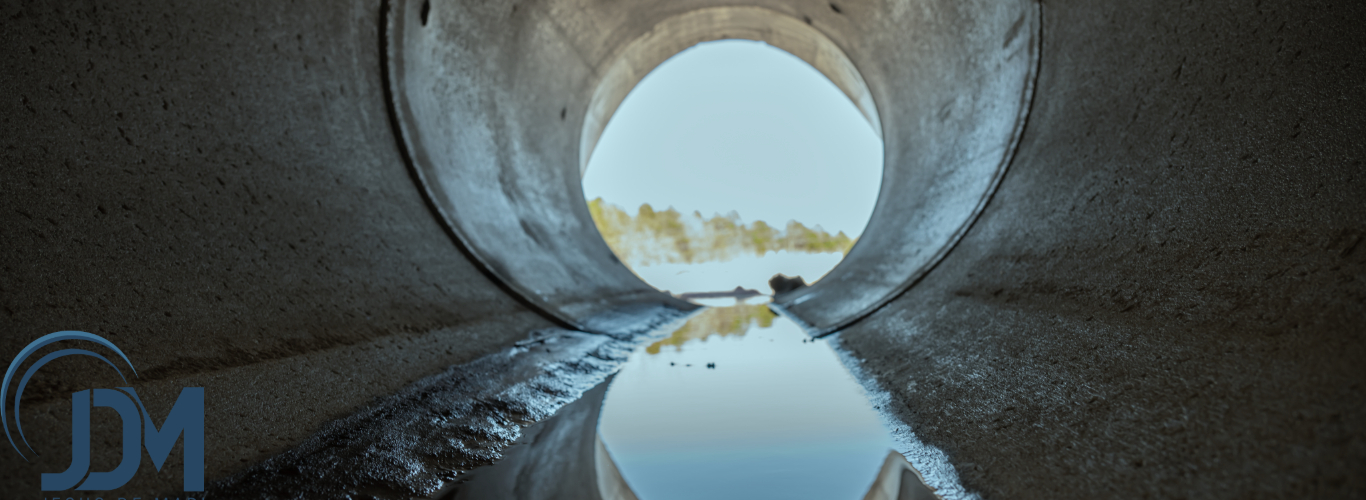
xmin=628 ymin=251 xmax=845 ymax=296
xmin=598 ymin=302 xmax=898 ymax=500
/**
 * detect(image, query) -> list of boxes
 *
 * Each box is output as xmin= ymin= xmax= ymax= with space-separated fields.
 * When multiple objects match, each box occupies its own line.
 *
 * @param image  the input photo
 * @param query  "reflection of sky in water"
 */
xmin=599 ymin=304 xmax=896 ymax=500
xmin=631 ymin=251 xmax=845 ymax=295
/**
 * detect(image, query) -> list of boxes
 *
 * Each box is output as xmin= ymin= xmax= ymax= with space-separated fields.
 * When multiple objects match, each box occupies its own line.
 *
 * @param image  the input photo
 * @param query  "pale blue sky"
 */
xmin=581 ymin=40 xmax=883 ymax=237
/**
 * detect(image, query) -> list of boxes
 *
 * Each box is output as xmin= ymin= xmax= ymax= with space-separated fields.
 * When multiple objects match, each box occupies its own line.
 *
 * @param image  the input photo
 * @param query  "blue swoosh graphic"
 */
xmin=14 ymin=349 xmax=128 ymax=457
xmin=1 ymin=331 xmax=138 ymax=460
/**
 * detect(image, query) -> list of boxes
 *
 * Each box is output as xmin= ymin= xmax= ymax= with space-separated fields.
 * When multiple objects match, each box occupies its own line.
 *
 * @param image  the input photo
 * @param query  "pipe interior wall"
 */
xmin=1 ymin=0 xmax=1362 ymax=497
xmin=837 ymin=0 xmax=1366 ymax=497
xmin=0 ymin=0 xmax=564 ymax=492
xmin=386 ymin=0 xmax=1034 ymax=332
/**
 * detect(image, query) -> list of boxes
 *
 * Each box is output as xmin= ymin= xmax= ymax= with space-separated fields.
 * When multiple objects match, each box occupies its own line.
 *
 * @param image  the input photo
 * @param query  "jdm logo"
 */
xmin=4 ymin=331 xmax=204 ymax=492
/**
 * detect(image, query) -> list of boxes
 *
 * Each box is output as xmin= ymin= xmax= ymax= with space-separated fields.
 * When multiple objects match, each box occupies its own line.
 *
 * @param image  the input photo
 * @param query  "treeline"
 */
xmin=588 ymin=198 xmax=857 ymax=266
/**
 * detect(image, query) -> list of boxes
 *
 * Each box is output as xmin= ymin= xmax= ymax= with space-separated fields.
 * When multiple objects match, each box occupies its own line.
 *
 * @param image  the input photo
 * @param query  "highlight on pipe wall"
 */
xmin=580 ymin=40 xmax=884 ymax=302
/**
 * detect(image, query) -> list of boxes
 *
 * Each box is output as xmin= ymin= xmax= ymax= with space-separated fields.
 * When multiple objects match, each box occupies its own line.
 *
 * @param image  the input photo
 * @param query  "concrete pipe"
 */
xmin=1 ymin=0 xmax=1363 ymax=498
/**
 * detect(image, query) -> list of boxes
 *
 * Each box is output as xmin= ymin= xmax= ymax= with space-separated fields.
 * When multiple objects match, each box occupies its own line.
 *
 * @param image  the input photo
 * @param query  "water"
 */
xmin=598 ymin=302 xmax=898 ymax=500
xmin=629 ymin=251 xmax=846 ymax=295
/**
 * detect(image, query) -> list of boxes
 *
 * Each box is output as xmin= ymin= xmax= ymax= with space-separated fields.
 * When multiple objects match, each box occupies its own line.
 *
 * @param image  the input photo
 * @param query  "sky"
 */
xmin=581 ymin=39 xmax=883 ymax=237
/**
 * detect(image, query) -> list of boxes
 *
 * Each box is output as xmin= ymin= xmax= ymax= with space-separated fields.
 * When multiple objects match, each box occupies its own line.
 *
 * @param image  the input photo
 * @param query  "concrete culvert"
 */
xmin=1 ymin=0 xmax=1362 ymax=498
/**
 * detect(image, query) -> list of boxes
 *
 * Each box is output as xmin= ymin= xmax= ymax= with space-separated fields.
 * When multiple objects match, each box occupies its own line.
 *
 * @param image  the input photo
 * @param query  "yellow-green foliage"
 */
xmin=588 ymin=198 xmax=857 ymax=266
xmin=645 ymin=303 xmax=777 ymax=354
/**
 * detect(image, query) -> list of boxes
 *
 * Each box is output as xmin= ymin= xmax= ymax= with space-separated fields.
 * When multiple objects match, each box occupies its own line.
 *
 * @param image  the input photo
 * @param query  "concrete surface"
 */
xmin=862 ymin=451 xmax=939 ymax=500
xmin=441 ymin=378 xmax=635 ymax=500
xmin=0 ymin=0 xmax=567 ymax=495
xmin=212 ymin=315 xmax=682 ymax=498
xmin=833 ymin=0 xmax=1366 ymax=497
xmin=1 ymin=0 xmax=1363 ymax=498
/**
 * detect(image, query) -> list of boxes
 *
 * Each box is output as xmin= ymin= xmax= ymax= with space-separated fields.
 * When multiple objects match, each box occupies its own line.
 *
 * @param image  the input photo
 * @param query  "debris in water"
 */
xmin=769 ymin=273 xmax=808 ymax=296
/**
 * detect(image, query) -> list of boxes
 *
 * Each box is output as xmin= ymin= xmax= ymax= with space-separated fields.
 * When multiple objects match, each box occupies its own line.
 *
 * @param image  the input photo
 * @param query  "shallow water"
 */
xmin=598 ymin=303 xmax=898 ymax=500
xmin=628 ymin=251 xmax=845 ymax=296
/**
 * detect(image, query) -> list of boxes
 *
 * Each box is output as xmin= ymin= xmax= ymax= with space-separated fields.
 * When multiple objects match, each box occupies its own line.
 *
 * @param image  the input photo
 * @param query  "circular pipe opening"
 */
xmin=579 ymin=7 xmax=883 ymax=176
xmin=580 ymin=38 xmax=884 ymax=301
xmin=385 ymin=0 xmax=1039 ymax=334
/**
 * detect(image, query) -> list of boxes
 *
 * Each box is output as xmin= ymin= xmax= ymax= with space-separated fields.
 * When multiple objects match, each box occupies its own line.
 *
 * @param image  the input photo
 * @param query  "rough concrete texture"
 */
xmin=383 ymin=0 xmax=1041 ymax=333
xmin=769 ymin=0 xmax=1041 ymax=333
xmin=444 ymin=378 xmax=627 ymax=500
xmin=213 ymin=310 xmax=683 ymax=498
xmin=0 ymin=0 xmax=582 ymax=494
xmin=836 ymin=0 xmax=1366 ymax=498
xmin=385 ymin=0 xmax=1029 ymax=330
xmin=1 ymin=0 xmax=1364 ymax=498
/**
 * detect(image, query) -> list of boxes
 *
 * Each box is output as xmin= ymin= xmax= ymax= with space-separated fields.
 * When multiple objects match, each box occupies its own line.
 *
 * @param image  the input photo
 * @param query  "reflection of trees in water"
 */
xmin=589 ymin=198 xmax=856 ymax=267
xmin=646 ymin=303 xmax=777 ymax=354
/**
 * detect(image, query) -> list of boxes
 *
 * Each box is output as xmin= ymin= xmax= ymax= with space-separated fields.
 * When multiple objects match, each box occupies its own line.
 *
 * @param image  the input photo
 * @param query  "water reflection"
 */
xmin=645 ymin=302 xmax=775 ymax=354
xmin=599 ymin=304 xmax=899 ymax=500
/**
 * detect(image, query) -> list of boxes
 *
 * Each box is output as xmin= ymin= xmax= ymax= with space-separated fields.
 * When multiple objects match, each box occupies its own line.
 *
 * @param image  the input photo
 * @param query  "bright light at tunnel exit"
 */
xmin=582 ymin=39 xmax=883 ymax=296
